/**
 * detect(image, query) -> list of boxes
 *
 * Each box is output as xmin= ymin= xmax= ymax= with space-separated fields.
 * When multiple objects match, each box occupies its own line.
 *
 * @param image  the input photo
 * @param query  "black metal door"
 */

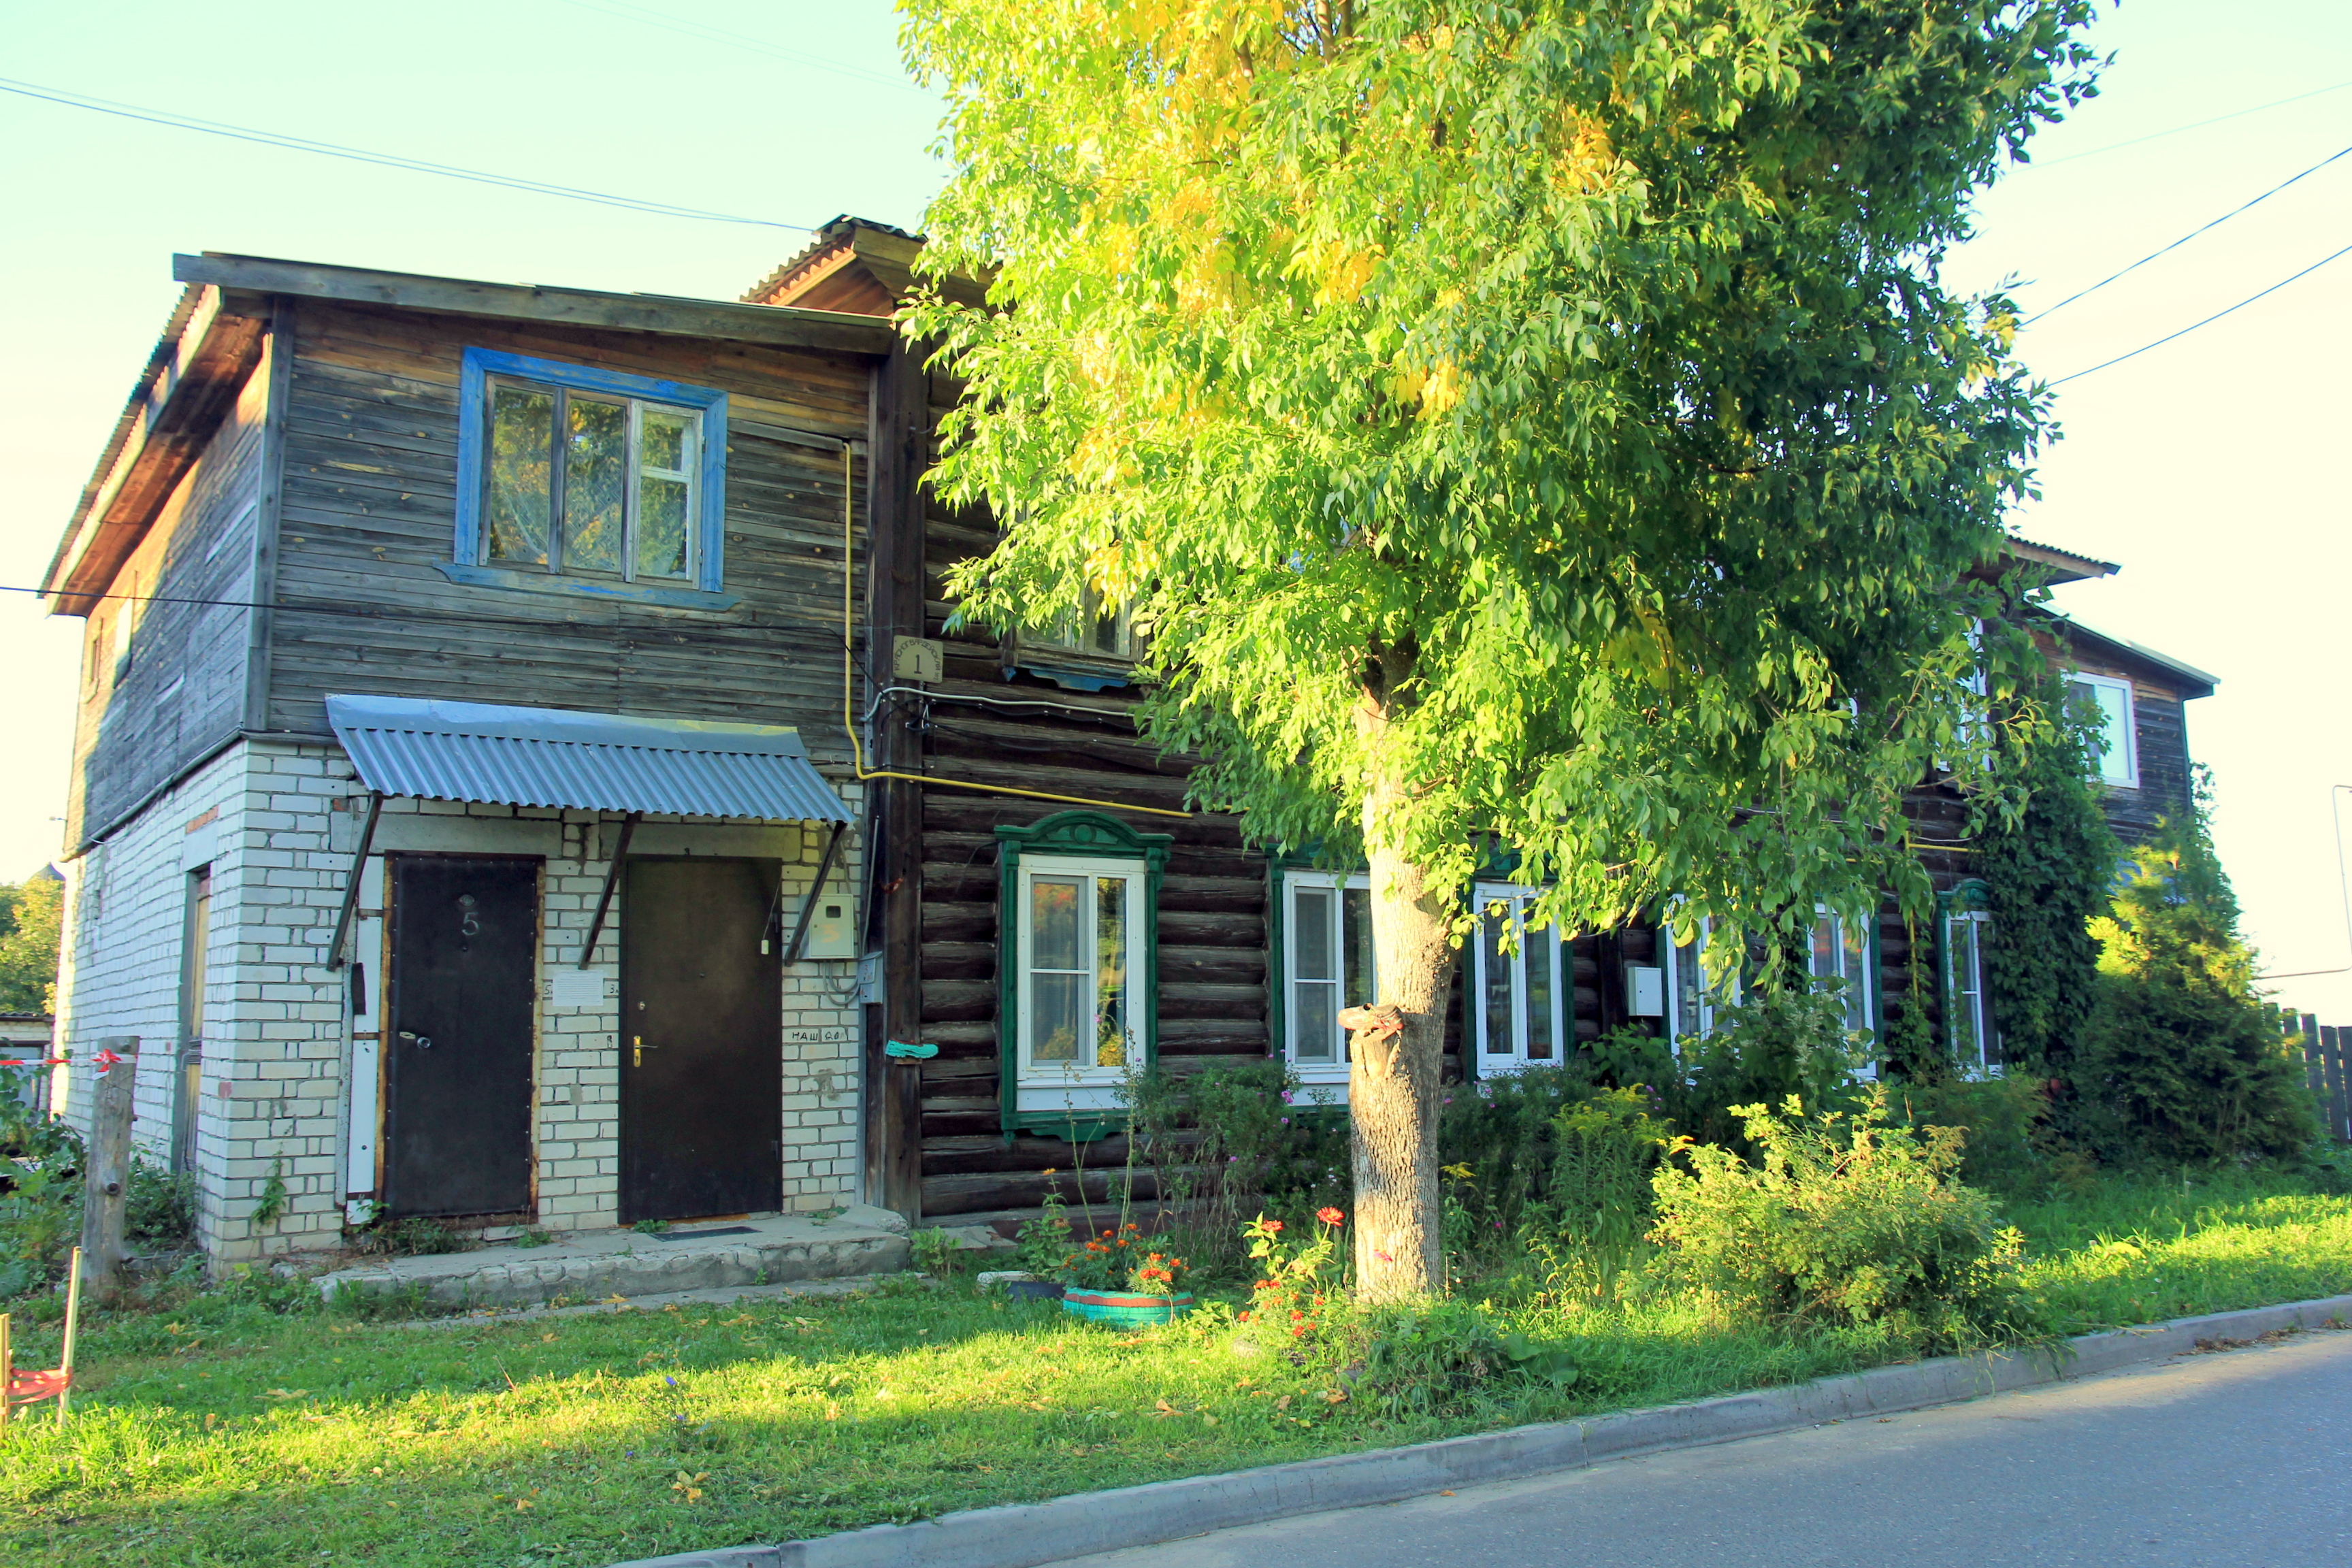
xmin=385 ymin=855 xmax=538 ymax=1218
xmin=620 ymin=857 xmax=783 ymax=1223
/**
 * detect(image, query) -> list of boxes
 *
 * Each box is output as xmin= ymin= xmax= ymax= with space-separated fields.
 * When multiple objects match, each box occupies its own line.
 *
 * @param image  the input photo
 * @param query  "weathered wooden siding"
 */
xmin=69 ymin=350 xmax=270 ymax=845
xmin=2110 ymin=688 xmax=2193 ymax=845
xmin=267 ymin=300 xmax=870 ymax=750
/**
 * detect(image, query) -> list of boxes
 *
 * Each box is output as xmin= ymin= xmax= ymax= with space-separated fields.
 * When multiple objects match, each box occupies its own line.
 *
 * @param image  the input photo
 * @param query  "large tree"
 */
xmin=900 ymin=0 xmax=2095 ymax=1298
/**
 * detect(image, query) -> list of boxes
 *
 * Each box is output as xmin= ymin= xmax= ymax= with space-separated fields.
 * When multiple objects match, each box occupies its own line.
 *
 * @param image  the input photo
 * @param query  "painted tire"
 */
xmin=1061 ymin=1289 xmax=1195 ymax=1326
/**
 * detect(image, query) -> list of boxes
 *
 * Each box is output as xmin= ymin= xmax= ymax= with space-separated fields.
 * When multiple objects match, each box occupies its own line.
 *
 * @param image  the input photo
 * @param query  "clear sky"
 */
xmin=2 ymin=2 xmax=2348 ymax=1010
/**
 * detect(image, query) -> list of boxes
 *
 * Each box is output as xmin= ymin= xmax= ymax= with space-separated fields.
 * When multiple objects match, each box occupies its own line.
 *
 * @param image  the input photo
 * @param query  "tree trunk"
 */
xmin=1347 ymin=695 xmax=1456 ymax=1301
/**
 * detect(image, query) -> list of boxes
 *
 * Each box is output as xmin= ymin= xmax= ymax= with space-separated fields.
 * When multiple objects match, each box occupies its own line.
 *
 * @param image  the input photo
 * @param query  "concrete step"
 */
xmin=313 ymin=1206 xmax=920 ymax=1309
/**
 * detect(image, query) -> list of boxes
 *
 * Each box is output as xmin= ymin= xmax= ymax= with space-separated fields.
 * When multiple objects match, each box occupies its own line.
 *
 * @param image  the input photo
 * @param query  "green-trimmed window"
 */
xmin=996 ymin=812 xmax=1169 ymax=1137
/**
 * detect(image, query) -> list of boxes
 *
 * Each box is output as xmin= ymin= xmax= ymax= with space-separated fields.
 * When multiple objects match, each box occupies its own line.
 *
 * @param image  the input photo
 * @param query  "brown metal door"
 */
xmin=385 ymin=855 xmax=538 ymax=1218
xmin=619 ymin=857 xmax=783 ymax=1223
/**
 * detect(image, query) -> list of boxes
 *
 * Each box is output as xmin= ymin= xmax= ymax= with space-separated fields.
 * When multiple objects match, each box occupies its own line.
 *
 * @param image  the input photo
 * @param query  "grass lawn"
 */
xmin=3 ymin=1170 xmax=2349 ymax=1567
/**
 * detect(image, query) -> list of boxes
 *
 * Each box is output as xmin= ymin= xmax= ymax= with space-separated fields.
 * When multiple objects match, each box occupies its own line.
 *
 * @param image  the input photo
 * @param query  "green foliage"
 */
xmin=344 ymin=1216 xmax=471 ymax=1258
xmin=1057 ymin=1221 xmax=1146 ymax=1290
xmin=1542 ymin=1087 xmax=1673 ymax=1254
xmin=904 ymin=0 xmax=2095 ymax=961
xmin=2071 ymin=776 xmax=2315 ymax=1164
xmin=1118 ymin=1058 xmax=1349 ymax=1277
xmin=1976 ymin=674 xmax=2118 ymax=1075
xmin=1435 ymin=1062 xmax=1598 ymax=1245
xmin=1239 ymin=1210 xmax=1345 ymax=1343
xmin=1894 ymin=1073 xmax=2091 ymax=1199
xmin=1673 ymin=990 xmax=1870 ymax=1152
xmin=249 ymin=1158 xmax=288 ymax=1228
xmin=128 ymin=1161 xmax=195 ymax=1249
xmin=1348 ymin=1298 xmax=1578 ymax=1419
xmin=908 ymin=1227 xmax=964 ymax=1280
xmin=1015 ymin=1175 xmax=1073 ymax=1276
xmin=1648 ymin=1088 xmax=2044 ymax=1350
xmin=0 ymin=874 xmax=63 ymax=1015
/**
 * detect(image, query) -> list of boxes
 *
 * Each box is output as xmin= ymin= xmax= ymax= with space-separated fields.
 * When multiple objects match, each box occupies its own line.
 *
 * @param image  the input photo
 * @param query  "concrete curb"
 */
xmin=614 ymin=1291 xmax=2352 ymax=1568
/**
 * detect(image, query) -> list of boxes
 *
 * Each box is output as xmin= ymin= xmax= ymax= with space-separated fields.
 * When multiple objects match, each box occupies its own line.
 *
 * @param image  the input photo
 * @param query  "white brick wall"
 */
xmin=56 ymin=739 xmax=866 ymax=1265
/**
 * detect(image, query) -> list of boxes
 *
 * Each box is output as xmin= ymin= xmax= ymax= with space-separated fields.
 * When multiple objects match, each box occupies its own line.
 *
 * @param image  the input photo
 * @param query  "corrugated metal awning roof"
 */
xmin=326 ymin=696 xmax=851 ymax=823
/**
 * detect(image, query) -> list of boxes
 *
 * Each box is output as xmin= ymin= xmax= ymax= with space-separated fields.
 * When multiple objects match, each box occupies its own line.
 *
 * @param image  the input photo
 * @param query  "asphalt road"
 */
xmin=1060 ymin=1328 xmax=2352 ymax=1568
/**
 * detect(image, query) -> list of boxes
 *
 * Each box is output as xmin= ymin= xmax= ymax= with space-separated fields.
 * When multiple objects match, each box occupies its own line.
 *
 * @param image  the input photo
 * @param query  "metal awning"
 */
xmin=325 ymin=696 xmax=851 ymax=823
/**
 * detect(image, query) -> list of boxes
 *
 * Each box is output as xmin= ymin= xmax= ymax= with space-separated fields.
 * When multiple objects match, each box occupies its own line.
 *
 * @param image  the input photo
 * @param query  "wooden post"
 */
xmin=58 ymin=1247 xmax=82 ymax=1424
xmin=2300 ymin=1014 xmax=2327 ymax=1125
xmin=867 ymin=340 xmax=930 ymax=1223
xmin=2327 ymin=1026 xmax=2351 ymax=1143
xmin=78 ymin=1035 xmax=139 ymax=1300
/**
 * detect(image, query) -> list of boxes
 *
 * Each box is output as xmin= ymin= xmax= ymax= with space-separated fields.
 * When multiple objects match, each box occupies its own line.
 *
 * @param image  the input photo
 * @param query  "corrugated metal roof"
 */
xmin=326 ymin=696 xmax=851 ymax=823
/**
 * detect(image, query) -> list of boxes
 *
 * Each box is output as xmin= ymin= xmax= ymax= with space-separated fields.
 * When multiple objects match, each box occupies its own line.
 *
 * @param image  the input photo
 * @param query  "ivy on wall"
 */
xmin=1975 ymin=674 xmax=2117 ymax=1076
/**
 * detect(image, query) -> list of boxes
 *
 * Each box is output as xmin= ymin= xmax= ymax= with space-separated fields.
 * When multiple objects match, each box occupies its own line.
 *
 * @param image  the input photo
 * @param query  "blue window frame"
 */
xmin=446 ymin=348 xmax=734 ymax=610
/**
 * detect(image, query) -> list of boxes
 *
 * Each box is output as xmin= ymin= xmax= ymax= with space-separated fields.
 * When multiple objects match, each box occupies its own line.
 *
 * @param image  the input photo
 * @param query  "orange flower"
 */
xmin=1317 ymin=1207 xmax=1345 ymax=1226
xmin=1263 ymin=1220 xmax=1284 ymax=1233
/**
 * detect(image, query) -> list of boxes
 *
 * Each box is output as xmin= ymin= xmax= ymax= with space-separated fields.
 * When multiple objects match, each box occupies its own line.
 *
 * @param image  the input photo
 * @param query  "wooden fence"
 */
xmin=2289 ymin=1014 xmax=2352 ymax=1142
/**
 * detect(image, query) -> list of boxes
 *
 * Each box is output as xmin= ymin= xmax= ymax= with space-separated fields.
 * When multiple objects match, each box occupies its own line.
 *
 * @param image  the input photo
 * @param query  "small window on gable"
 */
xmin=2066 ymin=672 xmax=2138 ymax=788
xmin=454 ymin=348 xmax=730 ymax=605
xmin=1473 ymin=883 xmax=1567 ymax=1073
xmin=1280 ymin=869 xmax=1374 ymax=1084
xmin=1661 ymin=908 xmax=1741 ymax=1049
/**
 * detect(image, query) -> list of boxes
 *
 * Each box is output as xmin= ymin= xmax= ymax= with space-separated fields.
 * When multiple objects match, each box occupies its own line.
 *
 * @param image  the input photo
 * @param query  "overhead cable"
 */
xmin=2025 ymin=144 xmax=2352 ymax=323
xmin=2048 ymin=241 xmax=2352 ymax=385
xmin=2023 ymin=77 xmax=2352 ymax=169
xmin=0 ymin=76 xmax=813 ymax=231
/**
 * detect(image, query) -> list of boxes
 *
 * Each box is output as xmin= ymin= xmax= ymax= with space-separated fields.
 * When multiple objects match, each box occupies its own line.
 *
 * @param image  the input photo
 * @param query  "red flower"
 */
xmin=1263 ymin=1220 xmax=1284 ymax=1233
xmin=1317 ymin=1207 xmax=1345 ymax=1226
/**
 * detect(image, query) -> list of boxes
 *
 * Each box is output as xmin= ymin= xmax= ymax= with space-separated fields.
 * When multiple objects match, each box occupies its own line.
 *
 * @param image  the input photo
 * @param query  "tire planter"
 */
xmin=1062 ymin=1289 xmax=1196 ymax=1327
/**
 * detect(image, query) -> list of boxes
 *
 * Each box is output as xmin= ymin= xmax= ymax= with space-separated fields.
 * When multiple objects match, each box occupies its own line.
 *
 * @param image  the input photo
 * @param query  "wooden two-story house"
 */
xmin=753 ymin=220 xmax=2219 ymax=1226
xmin=42 ymin=251 xmax=941 ymax=1261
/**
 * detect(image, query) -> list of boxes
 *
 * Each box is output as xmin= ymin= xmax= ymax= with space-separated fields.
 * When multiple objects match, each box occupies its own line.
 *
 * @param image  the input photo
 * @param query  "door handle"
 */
xmin=398 ymin=1030 xmax=432 ymax=1050
xmin=633 ymin=1034 xmax=651 ymax=1068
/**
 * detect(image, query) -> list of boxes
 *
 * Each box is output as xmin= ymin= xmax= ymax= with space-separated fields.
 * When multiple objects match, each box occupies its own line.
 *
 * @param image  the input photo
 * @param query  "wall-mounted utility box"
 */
xmin=799 ymin=881 xmax=857 ymax=960
xmin=1623 ymin=964 xmax=1665 ymax=1018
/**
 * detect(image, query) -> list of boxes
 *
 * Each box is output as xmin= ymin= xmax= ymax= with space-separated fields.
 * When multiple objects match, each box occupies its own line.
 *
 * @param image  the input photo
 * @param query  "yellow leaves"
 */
xmin=261 ymin=1388 xmax=310 ymax=1401
xmin=1419 ymin=360 xmax=1463 ymax=415
xmin=1388 ymin=357 xmax=1465 ymax=416
xmin=1286 ymin=238 xmax=1382 ymax=308
xmin=1552 ymin=115 xmax=1618 ymax=197
xmin=672 ymin=1471 xmax=707 ymax=1504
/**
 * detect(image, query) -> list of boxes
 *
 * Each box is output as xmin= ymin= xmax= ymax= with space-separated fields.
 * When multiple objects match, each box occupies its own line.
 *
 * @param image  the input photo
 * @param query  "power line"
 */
xmin=0 ymin=76 xmax=813 ymax=231
xmin=2025 ymin=144 xmax=2352 ymax=324
xmin=2023 ymin=78 xmax=2352 ymax=169
xmin=2048 ymin=241 xmax=2352 ymax=385
xmin=546 ymin=0 xmax=928 ymax=95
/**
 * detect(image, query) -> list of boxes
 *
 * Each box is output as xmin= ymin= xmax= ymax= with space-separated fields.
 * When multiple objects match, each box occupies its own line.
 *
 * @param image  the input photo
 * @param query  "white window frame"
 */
xmin=1014 ymin=851 xmax=1148 ymax=1112
xmin=1944 ymin=907 xmax=2000 ymax=1077
xmin=1280 ymin=869 xmax=1374 ymax=1086
xmin=1809 ymin=905 xmax=1878 ymax=1079
xmin=2066 ymin=671 xmax=2138 ymax=789
xmin=1661 ymin=909 xmax=1742 ymax=1049
xmin=1472 ymin=882 xmax=1571 ymax=1073
xmin=481 ymin=374 xmax=705 ymax=583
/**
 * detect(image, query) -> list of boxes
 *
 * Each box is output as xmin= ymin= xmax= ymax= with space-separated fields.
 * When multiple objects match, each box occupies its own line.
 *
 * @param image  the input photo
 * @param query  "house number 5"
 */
xmin=458 ymin=893 xmax=481 ymax=937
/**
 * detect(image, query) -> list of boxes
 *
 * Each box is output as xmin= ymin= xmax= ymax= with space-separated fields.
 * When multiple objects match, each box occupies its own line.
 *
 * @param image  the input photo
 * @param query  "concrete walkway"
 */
xmin=310 ymin=1205 xmax=955 ymax=1308
xmin=1064 ymin=1327 xmax=2352 ymax=1568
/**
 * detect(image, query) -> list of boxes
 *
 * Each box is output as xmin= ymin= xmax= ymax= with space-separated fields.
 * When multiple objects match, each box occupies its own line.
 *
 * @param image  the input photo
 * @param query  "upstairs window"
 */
xmin=1473 ymin=883 xmax=1568 ymax=1073
xmin=2067 ymin=672 xmax=2138 ymax=788
xmin=1280 ymin=870 xmax=1375 ymax=1083
xmin=1035 ymin=587 xmax=1137 ymax=661
xmin=454 ymin=349 xmax=729 ymax=602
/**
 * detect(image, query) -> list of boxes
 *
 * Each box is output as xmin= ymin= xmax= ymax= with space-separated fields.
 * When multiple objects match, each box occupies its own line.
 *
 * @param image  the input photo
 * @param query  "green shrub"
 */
xmin=1893 ymin=1073 xmax=2078 ymax=1198
xmin=1648 ymin=1086 xmax=2043 ymax=1350
xmin=1347 ymin=1297 xmax=1577 ymax=1419
xmin=1436 ymin=1062 xmax=1597 ymax=1247
xmin=2070 ymin=783 xmax=2317 ymax=1164
xmin=1673 ymin=988 xmax=1869 ymax=1152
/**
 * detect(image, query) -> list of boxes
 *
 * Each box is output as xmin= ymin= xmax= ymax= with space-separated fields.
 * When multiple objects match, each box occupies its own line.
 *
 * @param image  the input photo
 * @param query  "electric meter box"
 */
xmin=1623 ymin=964 xmax=1665 ymax=1018
xmin=800 ymin=880 xmax=858 ymax=960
